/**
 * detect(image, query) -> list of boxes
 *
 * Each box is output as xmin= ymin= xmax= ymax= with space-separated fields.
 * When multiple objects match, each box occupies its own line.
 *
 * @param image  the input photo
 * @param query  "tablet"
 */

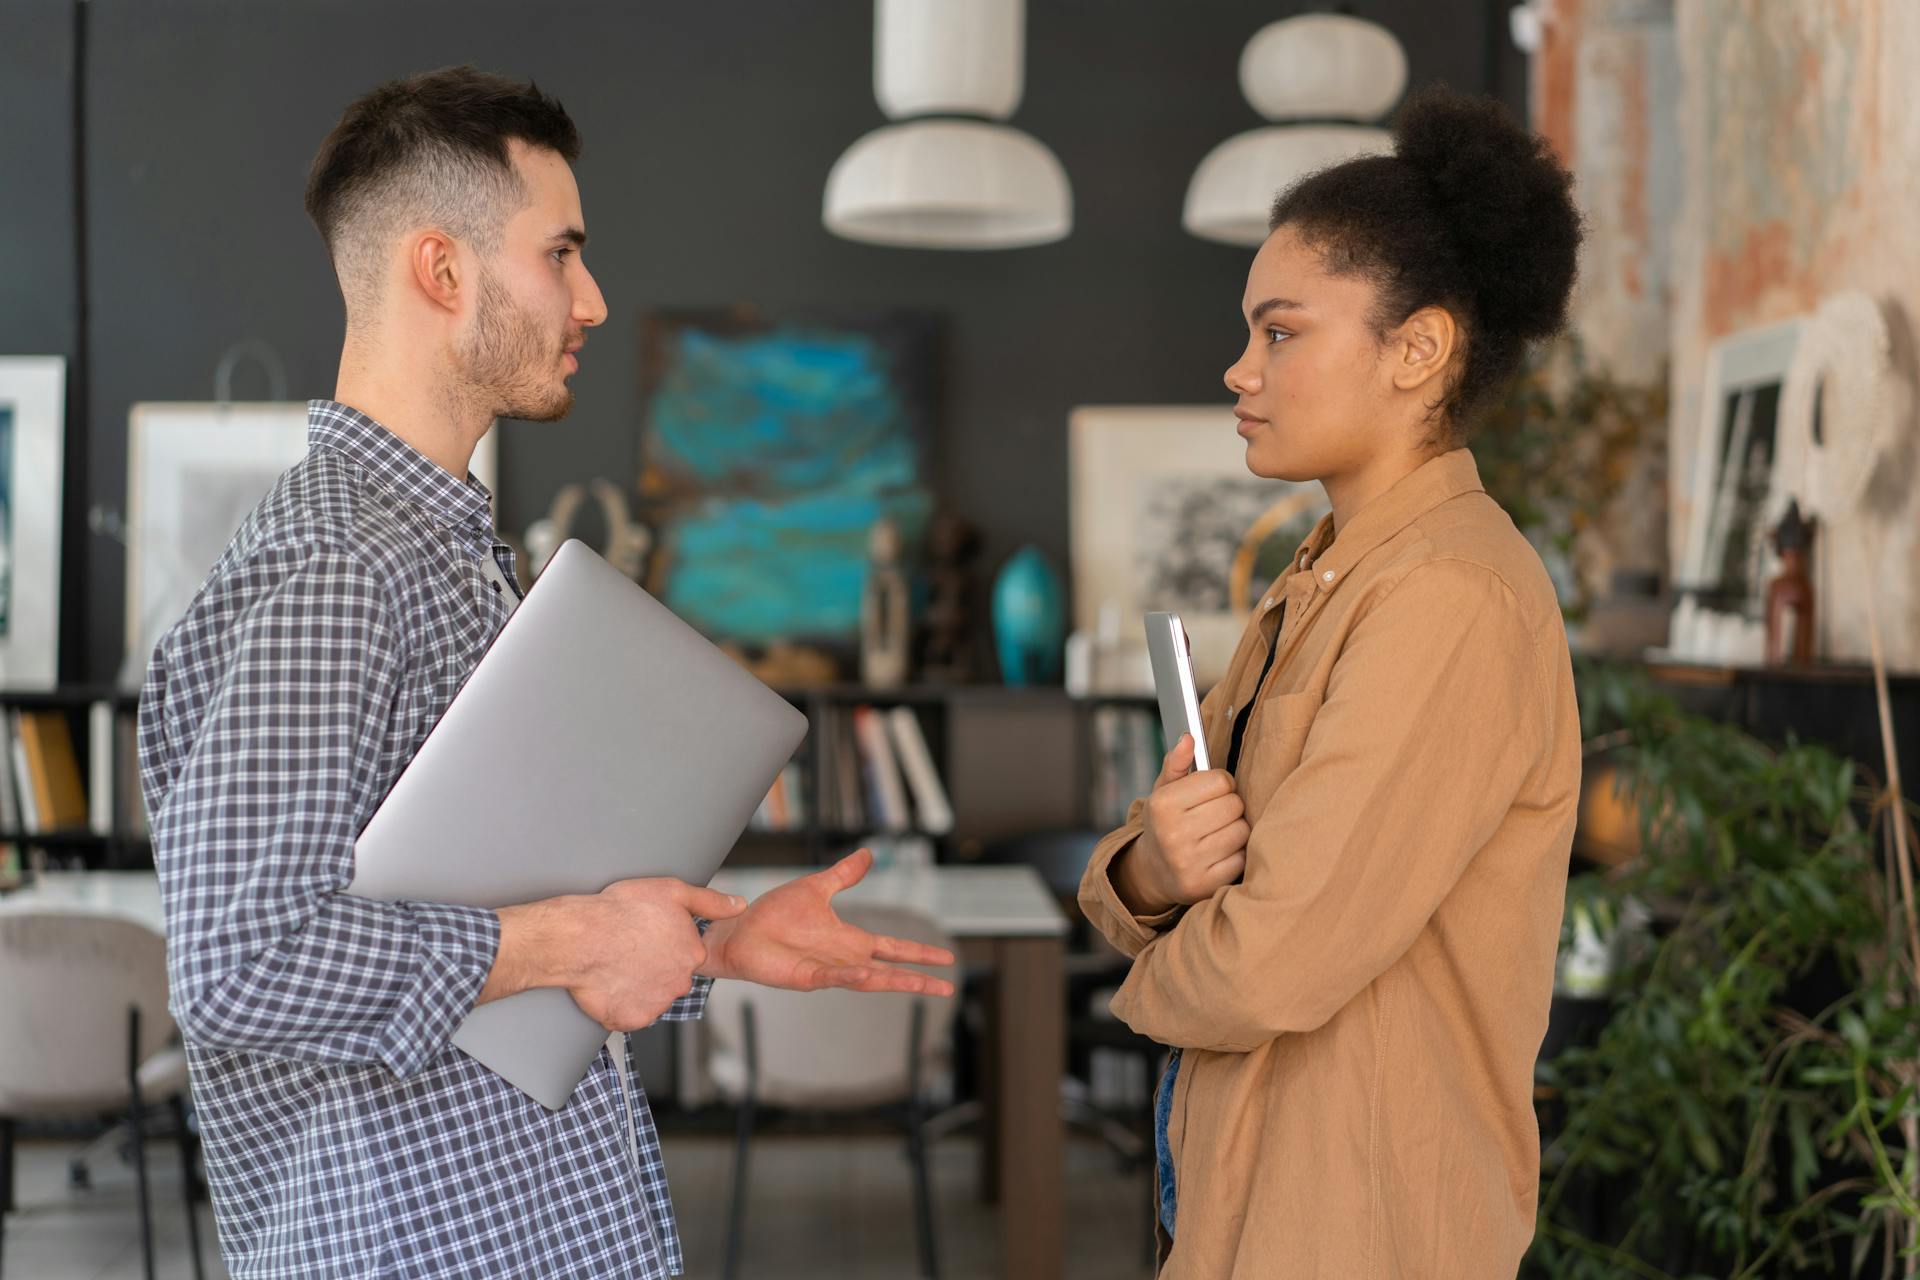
xmin=1144 ymin=611 xmax=1210 ymax=773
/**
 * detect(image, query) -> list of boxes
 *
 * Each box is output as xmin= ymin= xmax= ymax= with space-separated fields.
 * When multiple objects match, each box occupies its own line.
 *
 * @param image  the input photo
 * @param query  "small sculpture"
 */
xmin=861 ymin=515 xmax=912 ymax=689
xmin=1764 ymin=499 xmax=1817 ymax=666
xmin=524 ymin=479 xmax=652 ymax=582
xmin=991 ymin=545 xmax=1065 ymax=686
xmin=921 ymin=513 xmax=983 ymax=684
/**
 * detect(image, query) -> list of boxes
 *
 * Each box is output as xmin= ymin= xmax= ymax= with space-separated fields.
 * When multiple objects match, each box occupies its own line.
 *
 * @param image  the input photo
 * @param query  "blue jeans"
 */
xmin=1153 ymin=1049 xmax=1181 ymax=1240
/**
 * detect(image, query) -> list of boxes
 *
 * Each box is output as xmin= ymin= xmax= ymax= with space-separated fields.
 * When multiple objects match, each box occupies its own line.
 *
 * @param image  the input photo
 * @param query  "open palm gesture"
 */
xmin=698 ymin=849 xmax=956 ymax=996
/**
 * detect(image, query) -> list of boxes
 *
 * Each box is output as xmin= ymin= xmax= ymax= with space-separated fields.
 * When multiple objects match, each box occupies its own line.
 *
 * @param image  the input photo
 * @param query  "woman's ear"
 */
xmin=1390 ymin=305 xmax=1459 ymax=398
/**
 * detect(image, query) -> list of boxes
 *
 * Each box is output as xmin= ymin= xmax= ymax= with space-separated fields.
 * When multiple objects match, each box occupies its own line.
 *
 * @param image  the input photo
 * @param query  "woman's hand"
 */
xmin=1113 ymin=734 xmax=1250 ymax=916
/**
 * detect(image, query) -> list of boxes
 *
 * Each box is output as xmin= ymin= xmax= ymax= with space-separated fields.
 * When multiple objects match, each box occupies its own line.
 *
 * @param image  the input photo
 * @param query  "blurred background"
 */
xmin=2 ymin=2 xmax=1918 ymax=1277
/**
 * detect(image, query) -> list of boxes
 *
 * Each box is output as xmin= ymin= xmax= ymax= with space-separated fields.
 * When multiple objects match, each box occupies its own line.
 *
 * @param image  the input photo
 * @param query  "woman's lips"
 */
xmin=1235 ymin=415 xmax=1267 ymax=437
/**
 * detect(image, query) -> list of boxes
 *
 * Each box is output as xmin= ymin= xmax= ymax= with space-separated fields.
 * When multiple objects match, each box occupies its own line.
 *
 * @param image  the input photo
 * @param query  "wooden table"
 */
xmin=715 ymin=863 xmax=1070 ymax=1280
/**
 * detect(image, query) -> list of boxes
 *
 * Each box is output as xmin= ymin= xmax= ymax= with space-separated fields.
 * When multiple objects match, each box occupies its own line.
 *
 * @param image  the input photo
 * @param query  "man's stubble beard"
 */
xmin=457 ymin=263 xmax=575 ymax=424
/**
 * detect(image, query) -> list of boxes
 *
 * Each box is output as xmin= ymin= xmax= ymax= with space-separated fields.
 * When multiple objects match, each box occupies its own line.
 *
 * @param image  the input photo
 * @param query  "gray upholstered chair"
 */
xmin=704 ymin=903 xmax=959 ymax=1280
xmin=0 ymin=906 xmax=206 ymax=1280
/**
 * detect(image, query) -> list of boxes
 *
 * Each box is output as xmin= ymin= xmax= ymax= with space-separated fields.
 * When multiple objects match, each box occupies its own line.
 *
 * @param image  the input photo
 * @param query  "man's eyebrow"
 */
xmin=1248 ymin=297 xmax=1304 ymax=323
xmin=549 ymin=227 xmax=588 ymax=248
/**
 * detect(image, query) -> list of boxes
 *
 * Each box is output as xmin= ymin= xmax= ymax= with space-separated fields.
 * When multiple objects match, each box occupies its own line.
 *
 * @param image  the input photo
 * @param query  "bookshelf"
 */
xmin=0 ymin=686 xmax=149 ymax=875
xmin=730 ymin=683 xmax=1162 ymax=869
xmin=0 ymin=681 xmax=1169 ymax=879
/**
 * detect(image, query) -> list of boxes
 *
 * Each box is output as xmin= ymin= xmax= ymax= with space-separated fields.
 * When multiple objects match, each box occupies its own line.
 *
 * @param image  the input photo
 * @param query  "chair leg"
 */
xmin=722 ymin=1004 xmax=758 ymax=1280
xmin=172 ymin=1095 xmax=206 ymax=1280
xmin=1 ymin=1115 xmax=13 ymax=1278
xmin=2 ymin=1115 xmax=16 ymax=1212
xmin=126 ymin=1008 xmax=154 ymax=1280
xmin=906 ymin=1001 xmax=940 ymax=1280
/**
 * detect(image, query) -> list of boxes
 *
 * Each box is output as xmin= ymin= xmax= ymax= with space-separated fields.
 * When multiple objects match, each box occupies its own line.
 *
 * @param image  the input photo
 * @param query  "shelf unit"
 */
xmin=728 ymin=683 xmax=1160 ymax=869
xmin=0 ymin=685 xmax=149 ymax=873
xmin=0 ymin=681 xmax=1170 ymax=876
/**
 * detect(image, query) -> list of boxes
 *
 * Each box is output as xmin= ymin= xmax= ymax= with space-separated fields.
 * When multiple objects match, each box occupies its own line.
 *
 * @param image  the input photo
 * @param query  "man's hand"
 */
xmin=1112 ymin=734 xmax=1250 ymax=916
xmin=483 ymin=878 xmax=748 ymax=1033
xmin=698 ymin=849 xmax=956 ymax=996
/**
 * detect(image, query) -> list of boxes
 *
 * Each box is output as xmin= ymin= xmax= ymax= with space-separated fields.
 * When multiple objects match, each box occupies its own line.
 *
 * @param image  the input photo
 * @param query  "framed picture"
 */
xmin=1676 ymin=319 xmax=1803 ymax=616
xmin=1069 ymin=406 xmax=1328 ymax=686
xmin=122 ymin=402 xmax=503 ymax=684
xmin=0 ymin=357 xmax=67 ymax=690
xmin=636 ymin=307 xmax=939 ymax=651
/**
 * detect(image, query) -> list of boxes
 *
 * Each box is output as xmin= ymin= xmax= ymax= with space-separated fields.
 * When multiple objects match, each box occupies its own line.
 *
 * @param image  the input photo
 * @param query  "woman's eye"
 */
xmin=1266 ymin=327 xmax=1290 ymax=345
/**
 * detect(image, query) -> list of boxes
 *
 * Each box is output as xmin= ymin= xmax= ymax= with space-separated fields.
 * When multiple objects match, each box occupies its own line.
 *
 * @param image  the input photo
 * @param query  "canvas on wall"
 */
xmin=1070 ymin=406 xmax=1328 ymax=687
xmin=121 ymin=402 xmax=504 ymax=686
xmin=636 ymin=308 xmax=939 ymax=651
xmin=0 ymin=357 xmax=66 ymax=690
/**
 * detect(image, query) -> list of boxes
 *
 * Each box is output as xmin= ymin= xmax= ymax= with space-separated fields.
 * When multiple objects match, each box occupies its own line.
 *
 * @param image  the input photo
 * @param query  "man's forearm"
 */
xmin=479 ymin=897 xmax=580 ymax=1005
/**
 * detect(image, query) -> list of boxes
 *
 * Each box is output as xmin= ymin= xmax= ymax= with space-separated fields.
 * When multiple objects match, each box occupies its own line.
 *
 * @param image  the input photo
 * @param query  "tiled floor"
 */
xmin=5 ymin=1131 xmax=1154 ymax=1279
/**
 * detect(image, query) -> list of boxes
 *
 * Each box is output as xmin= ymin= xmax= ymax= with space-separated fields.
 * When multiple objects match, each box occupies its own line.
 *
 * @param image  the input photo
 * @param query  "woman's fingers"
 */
xmin=1156 ymin=734 xmax=1197 ymax=786
xmin=1196 ymin=820 xmax=1252 ymax=866
xmin=1184 ymin=792 xmax=1247 ymax=840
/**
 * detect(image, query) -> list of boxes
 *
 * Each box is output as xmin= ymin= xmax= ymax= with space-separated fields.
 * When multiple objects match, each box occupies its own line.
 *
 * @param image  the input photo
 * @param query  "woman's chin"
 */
xmin=1243 ymin=436 xmax=1302 ymax=481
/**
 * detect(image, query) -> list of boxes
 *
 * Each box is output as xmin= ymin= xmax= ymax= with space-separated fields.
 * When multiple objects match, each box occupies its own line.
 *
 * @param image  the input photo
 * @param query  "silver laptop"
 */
xmin=347 ymin=538 xmax=808 ymax=1109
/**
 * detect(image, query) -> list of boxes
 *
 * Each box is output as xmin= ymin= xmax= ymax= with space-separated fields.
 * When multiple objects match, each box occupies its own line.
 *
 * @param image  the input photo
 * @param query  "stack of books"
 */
xmin=1088 ymin=704 xmax=1164 ymax=830
xmin=749 ymin=704 xmax=954 ymax=838
xmin=0 ymin=702 xmax=148 ymax=873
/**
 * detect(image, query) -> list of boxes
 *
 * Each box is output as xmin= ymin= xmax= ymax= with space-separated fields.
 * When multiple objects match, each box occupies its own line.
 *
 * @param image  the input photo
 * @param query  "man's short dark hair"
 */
xmin=304 ymin=65 xmax=581 ymax=311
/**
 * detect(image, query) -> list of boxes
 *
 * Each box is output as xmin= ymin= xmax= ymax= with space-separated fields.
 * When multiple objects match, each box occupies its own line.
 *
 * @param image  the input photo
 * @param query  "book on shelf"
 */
xmin=89 ymin=700 xmax=115 ymax=836
xmin=0 ymin=701 xmax=149 ymax=840
xmin=852 ymin=705 xmax=911 ymax=833
xmin=8 ymin=712 xmax=43 ymax=833
xmin=885 ymin=706 xmax=953 ymax=836
xmin=1089 ymin=704 xmax=1164 ymax=831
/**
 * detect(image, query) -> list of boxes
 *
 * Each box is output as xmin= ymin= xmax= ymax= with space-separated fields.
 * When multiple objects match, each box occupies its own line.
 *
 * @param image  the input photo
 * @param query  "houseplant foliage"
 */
xmin=1475 ymin=338 xmax=1666 ymax=623
xmin=1532 ymin=663 xmax=1920 ymax=1278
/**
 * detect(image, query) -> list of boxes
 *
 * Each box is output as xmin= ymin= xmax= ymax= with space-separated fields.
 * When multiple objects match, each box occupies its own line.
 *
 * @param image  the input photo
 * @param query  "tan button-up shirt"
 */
xmin=1079 ymin=448 xmax=1581 ymax=1278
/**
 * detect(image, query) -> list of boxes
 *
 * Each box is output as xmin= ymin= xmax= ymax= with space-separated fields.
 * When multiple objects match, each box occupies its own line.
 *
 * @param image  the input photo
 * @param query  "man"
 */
xmin=139 ymin=65 xmax=952 ymax=1279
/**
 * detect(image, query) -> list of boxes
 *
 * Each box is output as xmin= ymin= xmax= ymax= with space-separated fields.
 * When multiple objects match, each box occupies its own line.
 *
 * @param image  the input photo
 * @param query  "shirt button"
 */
xmin=1263 ymin=597 xmax=1275 ymax=610
xmin=1322 ymin=570 xmax=1336 ymax=582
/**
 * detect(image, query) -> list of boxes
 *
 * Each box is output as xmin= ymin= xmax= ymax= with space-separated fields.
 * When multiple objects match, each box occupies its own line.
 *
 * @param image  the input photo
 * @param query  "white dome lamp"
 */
xmin=824 ymin=0 xmax=1072 ymax=250
xmin=1184 ymin=13 xmax=1409 ymax=247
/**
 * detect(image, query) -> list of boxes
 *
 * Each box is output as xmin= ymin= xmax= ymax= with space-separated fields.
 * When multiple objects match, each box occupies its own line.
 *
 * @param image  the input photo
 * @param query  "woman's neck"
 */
xmin=1321 ymin=445 xmax=1447 ymax=538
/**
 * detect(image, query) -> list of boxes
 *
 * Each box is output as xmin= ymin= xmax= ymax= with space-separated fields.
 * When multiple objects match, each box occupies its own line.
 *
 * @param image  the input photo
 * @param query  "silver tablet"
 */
xmin=1144 ymin=611 xmax=1211 ymax=773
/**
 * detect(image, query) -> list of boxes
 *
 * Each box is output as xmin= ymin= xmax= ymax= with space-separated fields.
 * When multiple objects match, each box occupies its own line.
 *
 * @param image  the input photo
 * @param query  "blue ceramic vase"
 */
xmin=991 ymin=546 xmax=1065 ymax=686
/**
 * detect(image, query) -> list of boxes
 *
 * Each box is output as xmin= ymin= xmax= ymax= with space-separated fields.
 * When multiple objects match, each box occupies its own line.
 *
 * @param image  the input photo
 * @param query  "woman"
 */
xmin=1078 ymin=88 xmax=1584 ymax=1278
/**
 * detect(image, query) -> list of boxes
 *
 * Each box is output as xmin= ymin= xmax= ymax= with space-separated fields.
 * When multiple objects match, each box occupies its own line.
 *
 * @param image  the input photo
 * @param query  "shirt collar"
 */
xmin=1286 ymin=448 xmax=1486 ymax=592
xmin=306 ymin=400 xmax=496 ymax=541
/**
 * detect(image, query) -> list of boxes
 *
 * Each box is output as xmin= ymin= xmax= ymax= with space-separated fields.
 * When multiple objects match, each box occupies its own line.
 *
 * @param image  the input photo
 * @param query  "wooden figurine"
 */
xmin=861 ymin=515 xmax=911 ymax=689
xmin=1764 ymin=499 xmax=1817 ymax=666
xmin=920 ymin=513 xmax=982 ymax=684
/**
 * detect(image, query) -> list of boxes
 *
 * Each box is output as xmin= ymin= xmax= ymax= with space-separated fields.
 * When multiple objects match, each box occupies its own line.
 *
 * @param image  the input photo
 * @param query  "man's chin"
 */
xmin=501 ymin=390 xmax=575 ymax=424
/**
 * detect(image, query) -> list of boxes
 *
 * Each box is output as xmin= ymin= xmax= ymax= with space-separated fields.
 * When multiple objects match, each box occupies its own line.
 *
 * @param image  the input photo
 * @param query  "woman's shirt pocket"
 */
xmin=1234 ymin=689 xmax=1323 ymax=827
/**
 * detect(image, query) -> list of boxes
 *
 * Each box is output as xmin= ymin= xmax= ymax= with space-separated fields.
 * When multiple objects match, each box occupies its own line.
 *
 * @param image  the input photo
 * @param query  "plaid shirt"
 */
xmin=139 ymin=400 xmax=707 ymax=1279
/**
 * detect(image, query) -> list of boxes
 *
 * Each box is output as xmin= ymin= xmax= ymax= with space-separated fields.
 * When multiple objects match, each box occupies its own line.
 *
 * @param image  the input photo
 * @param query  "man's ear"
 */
xmin=1390 ymin=304 xmax=1459 ymax=398
xmin=407 ymin=230 xmax=462 ymax=315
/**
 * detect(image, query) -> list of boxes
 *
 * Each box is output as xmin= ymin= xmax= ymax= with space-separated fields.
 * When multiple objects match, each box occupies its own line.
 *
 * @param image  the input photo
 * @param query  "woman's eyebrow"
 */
xmin=1247 ymin=297 xmax=1305 ymax=323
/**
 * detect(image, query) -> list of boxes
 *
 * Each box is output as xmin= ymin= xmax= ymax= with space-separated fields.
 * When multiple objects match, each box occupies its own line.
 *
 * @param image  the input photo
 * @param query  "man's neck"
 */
xmin=333 ymin=354 xmax=491 ymax=480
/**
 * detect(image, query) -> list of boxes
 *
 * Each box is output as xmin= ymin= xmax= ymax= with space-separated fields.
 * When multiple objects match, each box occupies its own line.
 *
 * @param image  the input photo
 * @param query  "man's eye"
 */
xmin=552 ymin=248 xmax=573 ymax=263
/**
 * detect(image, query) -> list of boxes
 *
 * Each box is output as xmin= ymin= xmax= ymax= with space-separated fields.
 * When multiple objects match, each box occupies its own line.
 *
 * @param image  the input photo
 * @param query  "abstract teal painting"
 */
xmin=638 ymin=309 xmax=939 ymax=648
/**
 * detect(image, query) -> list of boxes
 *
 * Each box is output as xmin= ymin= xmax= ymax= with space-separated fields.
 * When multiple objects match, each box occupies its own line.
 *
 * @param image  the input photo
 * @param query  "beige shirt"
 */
xmin=1079 ymin=448 xmax=1581 ymax=1279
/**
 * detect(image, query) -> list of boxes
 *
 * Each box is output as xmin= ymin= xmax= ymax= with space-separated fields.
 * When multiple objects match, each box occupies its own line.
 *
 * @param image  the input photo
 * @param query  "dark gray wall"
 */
xmin=13 ymin=0 xmax=1520 ymax=683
